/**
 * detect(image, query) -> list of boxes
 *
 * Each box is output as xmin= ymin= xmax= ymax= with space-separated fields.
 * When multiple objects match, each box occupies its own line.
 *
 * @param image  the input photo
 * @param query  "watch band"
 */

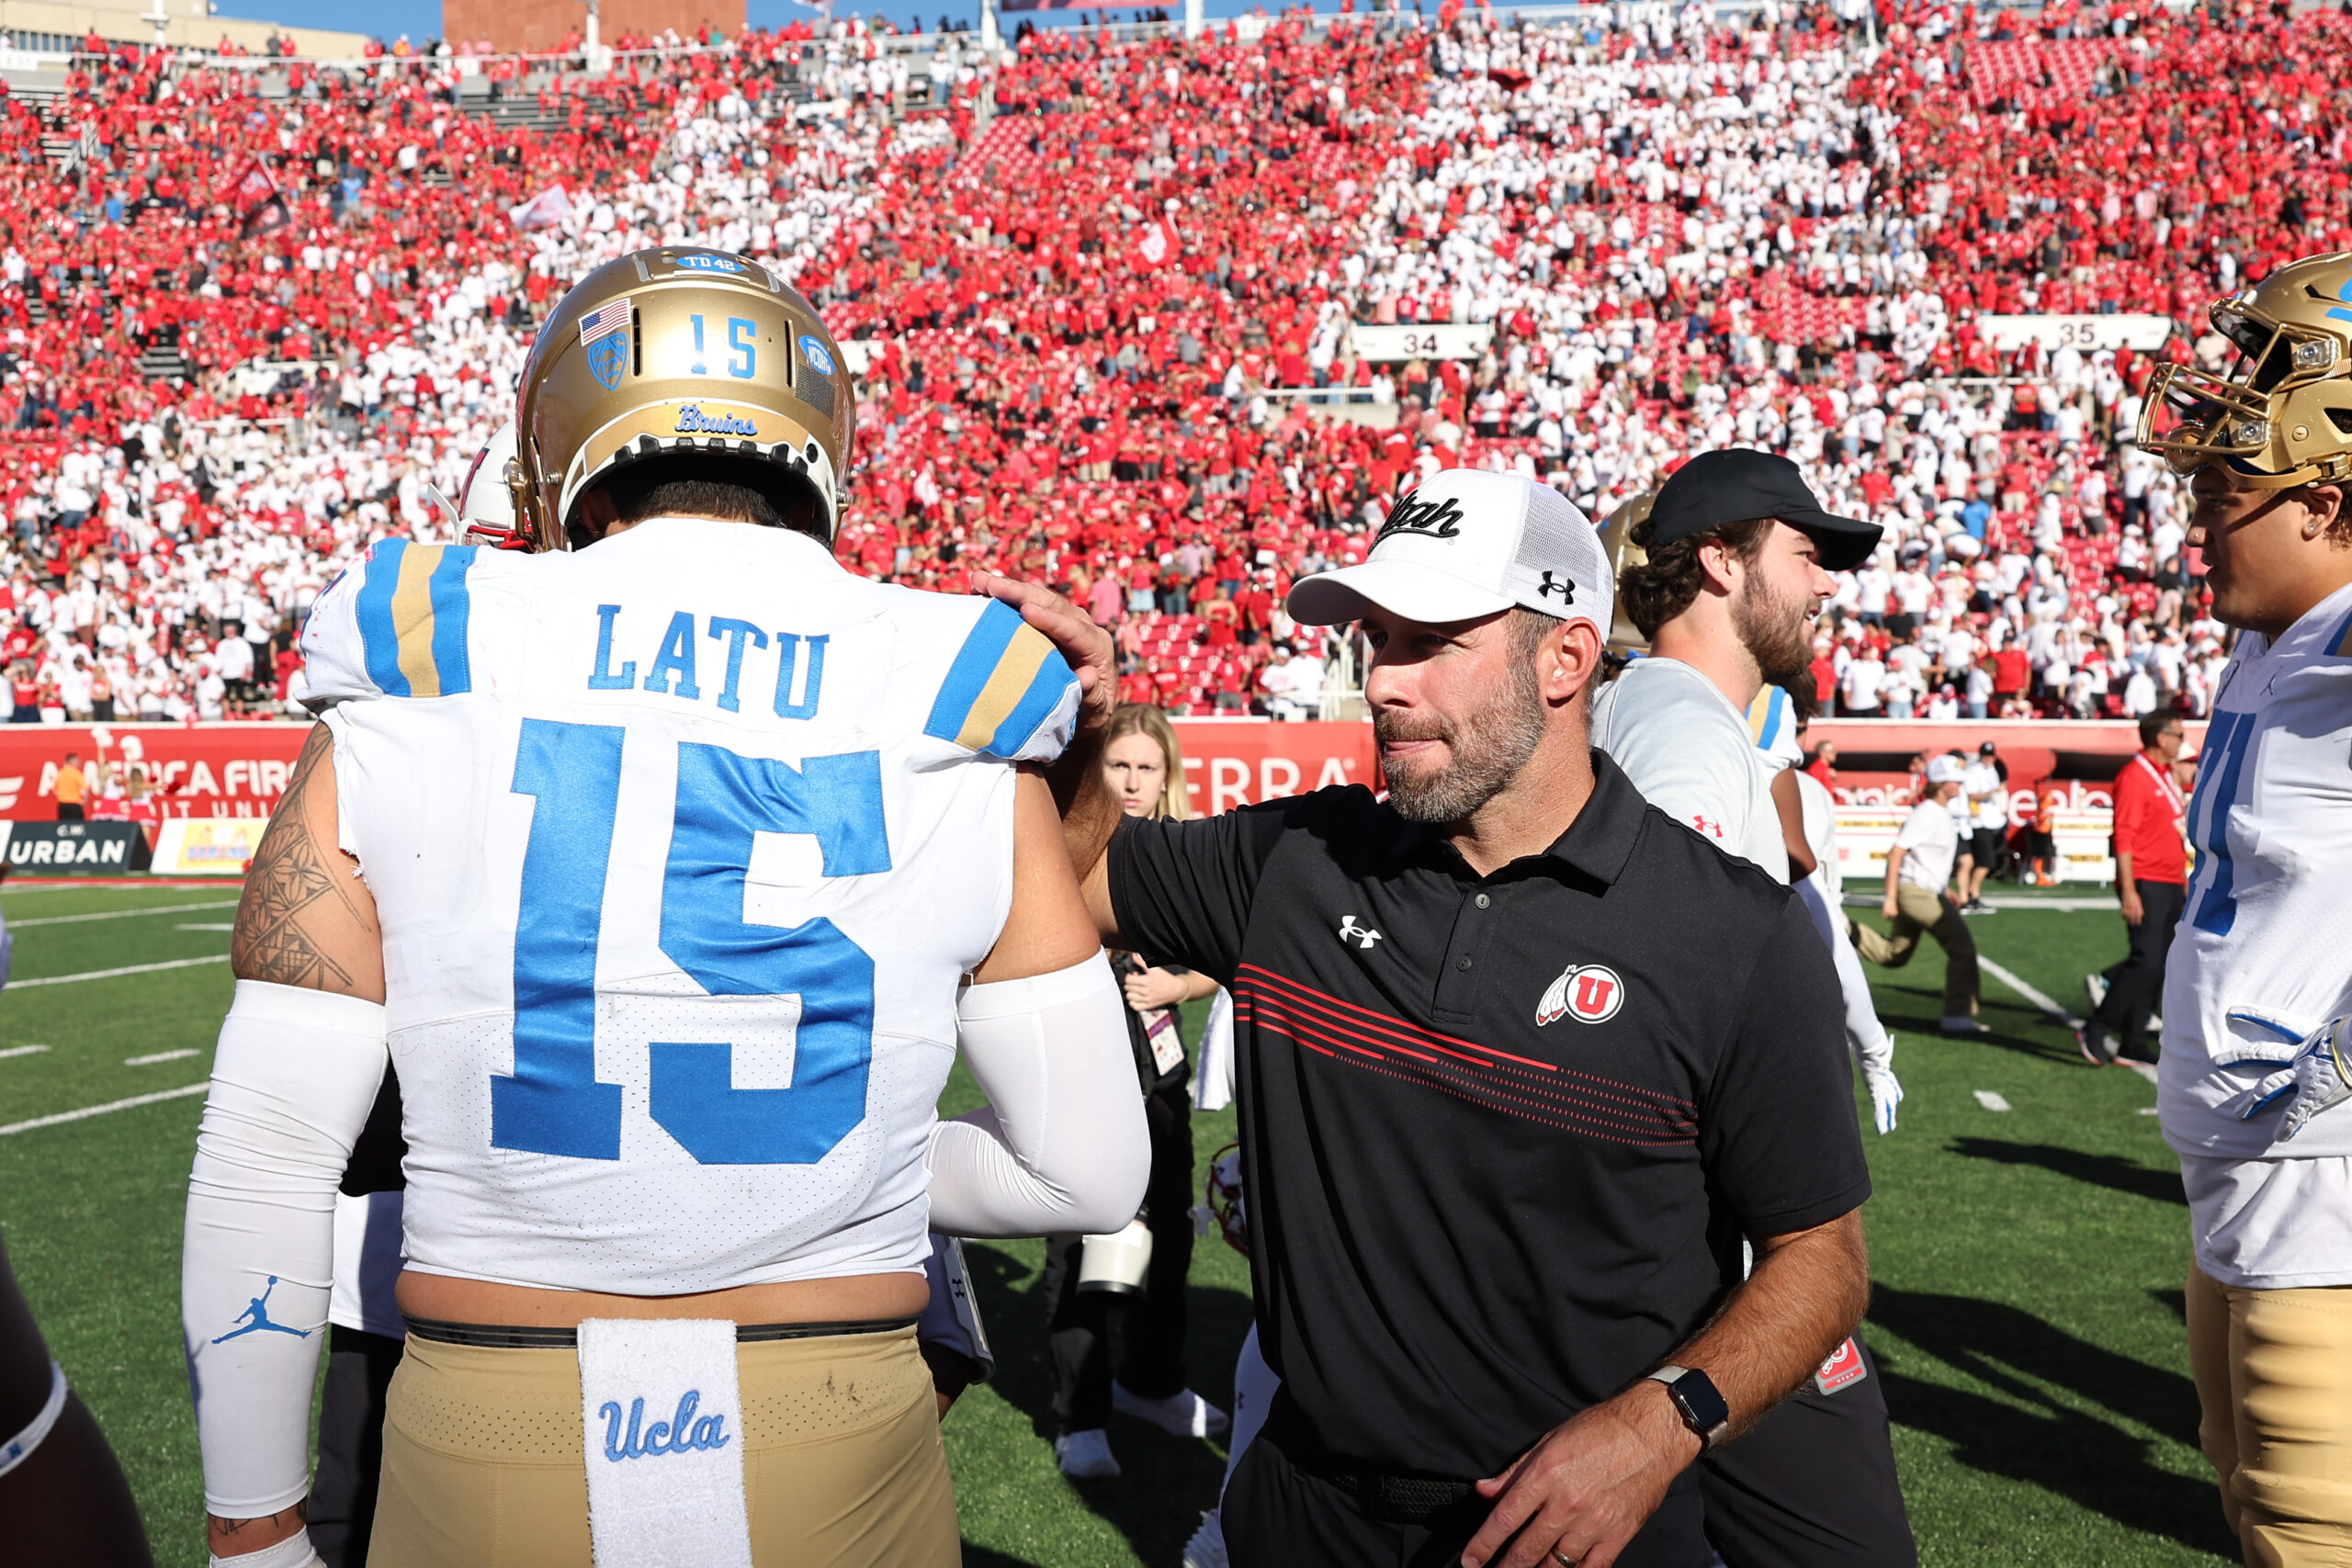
xmin=1645 ymin=1365 xmax=1731 ymax=1452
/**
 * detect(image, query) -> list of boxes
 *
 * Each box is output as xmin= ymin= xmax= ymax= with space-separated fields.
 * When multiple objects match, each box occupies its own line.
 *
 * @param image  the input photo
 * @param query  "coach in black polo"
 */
xmin=996 ymin=468 xmax=1872 ymax=1568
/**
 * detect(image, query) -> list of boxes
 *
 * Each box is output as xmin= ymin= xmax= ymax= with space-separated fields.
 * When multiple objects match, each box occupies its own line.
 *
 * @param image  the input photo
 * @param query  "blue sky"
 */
xmin=214 ymin=0 xmax=1349 ymax=47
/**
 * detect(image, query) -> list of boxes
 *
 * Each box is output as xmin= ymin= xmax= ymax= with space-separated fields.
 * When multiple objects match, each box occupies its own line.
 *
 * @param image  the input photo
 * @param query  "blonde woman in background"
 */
xmin=1046 ymin=705 xmax=1232 ymax=1479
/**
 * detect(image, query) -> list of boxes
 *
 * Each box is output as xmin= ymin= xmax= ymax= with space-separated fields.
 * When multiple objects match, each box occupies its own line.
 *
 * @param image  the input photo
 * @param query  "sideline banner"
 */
xmin=0 ymin=721 xmax=1384 ymax=827
xmin=152 ymin=818 xmax=271 ymax=875
xmin=0 ymin=723 xmax=308 ymax=822
xmin=1807 ymin=717 xmax=2199 ymax=827
xmin=0 ymin=820 xmax=149 ymax=874
xmin=1170 ymin=720 xmax=1376 ymax=814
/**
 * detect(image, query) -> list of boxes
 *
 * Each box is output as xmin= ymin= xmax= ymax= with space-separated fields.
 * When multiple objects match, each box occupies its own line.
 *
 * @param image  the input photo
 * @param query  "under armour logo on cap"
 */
xmin=1284 ymin=469 xmax=1613 ymax=640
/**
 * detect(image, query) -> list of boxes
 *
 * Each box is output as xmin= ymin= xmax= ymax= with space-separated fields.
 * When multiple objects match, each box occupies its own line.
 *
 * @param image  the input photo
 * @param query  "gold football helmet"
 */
xmin=513 ymin=248 xmax=857 ymax=550
xmin=2138 ymin=252 xmax=2352 ymax=489
xmin=1599 ymin=487 xmax=1657 ymax=657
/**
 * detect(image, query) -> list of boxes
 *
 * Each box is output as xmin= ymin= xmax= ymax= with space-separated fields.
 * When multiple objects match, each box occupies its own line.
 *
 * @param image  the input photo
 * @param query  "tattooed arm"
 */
xmin=204 ymin=724 xmax=381 ymax=1561
xmin=230 ymin=723 xmax=383 ymax=1001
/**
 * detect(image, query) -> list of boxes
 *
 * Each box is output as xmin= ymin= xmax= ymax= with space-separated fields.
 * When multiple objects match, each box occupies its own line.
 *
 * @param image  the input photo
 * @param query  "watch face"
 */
xmin=1674 ymin=1369 xmax=1731 ymax=1431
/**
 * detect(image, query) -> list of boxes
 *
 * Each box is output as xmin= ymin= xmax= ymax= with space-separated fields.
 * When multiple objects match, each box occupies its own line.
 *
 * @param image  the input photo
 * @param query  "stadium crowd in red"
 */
xmin=0 ymin=0 xmax=2320 ymax=732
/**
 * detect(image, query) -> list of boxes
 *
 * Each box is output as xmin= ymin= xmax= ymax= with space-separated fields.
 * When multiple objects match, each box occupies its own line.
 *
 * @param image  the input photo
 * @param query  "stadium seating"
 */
xmin=0 ymin=0 xmax=2300 ymax=728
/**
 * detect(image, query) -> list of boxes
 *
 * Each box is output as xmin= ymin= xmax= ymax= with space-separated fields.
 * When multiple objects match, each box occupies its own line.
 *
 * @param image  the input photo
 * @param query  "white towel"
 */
xmin=576 ymin=1318 xmax=754 ymax=1568
xmin=1193 ymin=987 xmax=1236 ymax=1113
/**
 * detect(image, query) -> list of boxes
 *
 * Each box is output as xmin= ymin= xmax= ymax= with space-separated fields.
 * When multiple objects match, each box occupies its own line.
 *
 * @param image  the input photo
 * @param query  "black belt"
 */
xmin=403 ymin=1314 xmax=920 ymax=1349
xmin=1263 ymin=1392 xmax=1478 ymax=1524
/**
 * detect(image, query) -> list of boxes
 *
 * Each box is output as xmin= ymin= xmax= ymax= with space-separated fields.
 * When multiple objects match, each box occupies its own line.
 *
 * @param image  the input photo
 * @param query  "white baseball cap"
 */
xmin=1286 ymin=469 xmax=1612 ymax=640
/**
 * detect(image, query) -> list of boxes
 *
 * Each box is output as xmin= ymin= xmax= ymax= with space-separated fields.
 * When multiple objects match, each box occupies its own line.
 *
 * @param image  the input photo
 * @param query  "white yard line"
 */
xmin=8 ymin=954 xmax=231 ymax=987
xmin=0 ymin=1082 xmax=207 ymax=1136
xmin=124 ymin=1049 xmax=201 ymax=1066
xmin=1839 ymin=893 xmax=2120 ymax=913
xmin=1979 ymin=955 xmax=2085 ymax=1031
xmin=6 ymin=900 xmax=238 ymax=929
xmin=0 ymin=1044 xmax=50 ymax=1060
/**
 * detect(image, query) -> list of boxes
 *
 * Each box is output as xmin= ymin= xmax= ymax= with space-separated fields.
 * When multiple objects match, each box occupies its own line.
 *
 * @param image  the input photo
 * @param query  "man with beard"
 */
xmin=983 ymin=470 xmax=1876 ymax=1568
xmin=1598 ymin=449 xmax=1921 ymax=1568
xmin=1595 ymin=450 xmax=1881 ymax=884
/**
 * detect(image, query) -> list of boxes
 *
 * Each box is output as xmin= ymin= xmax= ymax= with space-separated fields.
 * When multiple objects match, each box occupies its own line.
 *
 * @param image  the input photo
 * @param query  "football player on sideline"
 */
xmin=182 ymin=249 xmax=1149 ymax=1568
xmin=2140 ymin=251 xmax=2352 ymax=1565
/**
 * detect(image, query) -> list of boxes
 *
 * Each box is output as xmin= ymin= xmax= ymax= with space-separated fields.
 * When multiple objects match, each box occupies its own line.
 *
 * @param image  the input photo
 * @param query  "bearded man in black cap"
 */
xmin=1595 ymin=447 xmax=1920 ymax=1568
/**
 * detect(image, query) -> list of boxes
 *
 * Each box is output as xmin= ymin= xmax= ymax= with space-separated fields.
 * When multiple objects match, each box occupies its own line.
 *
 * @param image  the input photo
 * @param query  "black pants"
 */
xmin=1040 ymin=1081 xmax=1193 ymax=1432
xmin=307 ymin=1325 xmax=405 ymax=1568
xmin=1696 ymin=1337 xmax=1917 ymax=1568
xmin=1223 ymin=1417 xmax=1710 ymax=1568
xmin=2090 ymin=879 xmax=2185 ymax=1061
xmin=55 ymin=803 xmax=81 ymax=821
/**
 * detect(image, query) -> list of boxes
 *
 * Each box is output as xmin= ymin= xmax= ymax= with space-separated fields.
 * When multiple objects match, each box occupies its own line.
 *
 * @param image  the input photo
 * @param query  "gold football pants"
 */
xmin=368 ymin=1324 xmax=957 ymax=1568
xmin=2188 ymin=1264 xmax=2352 ymax=1568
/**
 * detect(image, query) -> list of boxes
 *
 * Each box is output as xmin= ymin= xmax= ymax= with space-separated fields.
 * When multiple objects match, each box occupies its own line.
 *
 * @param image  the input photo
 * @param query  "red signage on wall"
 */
xmin=0 ymin=724 xmax=310 ymax=821
xmin=0 ymin=720 xmax=1384 ymax=824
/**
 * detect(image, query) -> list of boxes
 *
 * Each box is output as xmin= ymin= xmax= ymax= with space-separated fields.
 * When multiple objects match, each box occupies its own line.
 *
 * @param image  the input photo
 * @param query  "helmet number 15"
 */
xmin=687 ymin=314 xmax=759 ymax=379
xmin=490 ymin=716 xmax=888 ymax=1166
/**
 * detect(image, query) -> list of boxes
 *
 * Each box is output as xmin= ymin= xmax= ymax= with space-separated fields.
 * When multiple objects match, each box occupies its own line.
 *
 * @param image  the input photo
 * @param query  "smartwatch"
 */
xmin=1645 ymin=1365 xmax=1730 ymax=1452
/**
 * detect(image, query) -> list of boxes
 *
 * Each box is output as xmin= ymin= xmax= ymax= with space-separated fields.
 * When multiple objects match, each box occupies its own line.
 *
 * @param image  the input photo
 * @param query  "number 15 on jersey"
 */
xmin=490 ymin=718 xmax=890 ymax=1167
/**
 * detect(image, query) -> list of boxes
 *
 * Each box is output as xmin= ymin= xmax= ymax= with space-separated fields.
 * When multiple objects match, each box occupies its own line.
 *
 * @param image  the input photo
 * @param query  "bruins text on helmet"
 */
xmin=509 ymin=247 xmax=857 ymax=551
xmin=2138 ymin=251 xmax=2352 ymax=489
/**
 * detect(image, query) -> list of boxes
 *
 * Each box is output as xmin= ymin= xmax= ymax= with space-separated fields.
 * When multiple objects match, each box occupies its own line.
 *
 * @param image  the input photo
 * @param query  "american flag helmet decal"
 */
xmin=577 ymin=298 xmax=632 ymax=345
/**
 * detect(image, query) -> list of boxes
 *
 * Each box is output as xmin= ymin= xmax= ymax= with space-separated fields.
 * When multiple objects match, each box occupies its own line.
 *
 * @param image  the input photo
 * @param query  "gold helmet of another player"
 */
xmin=2137 ymin=252 xmax=2352 ymax=489
xmin=514 ymin=247 xmax=857 ymax=551
xmin=1598 ymin=487 xmax=1657 ymax=657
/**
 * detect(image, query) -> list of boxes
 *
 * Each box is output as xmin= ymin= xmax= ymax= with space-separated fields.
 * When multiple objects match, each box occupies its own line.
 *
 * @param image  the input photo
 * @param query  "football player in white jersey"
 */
xmin=182 ymin=251 xmax=1150 ymax=1568
xmin=2139 ymin=252 xmax=2352 ymax=1564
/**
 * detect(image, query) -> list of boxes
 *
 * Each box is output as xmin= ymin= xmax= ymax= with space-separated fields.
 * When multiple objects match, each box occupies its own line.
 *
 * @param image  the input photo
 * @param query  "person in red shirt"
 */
xmin=1805 ymin=739 xmax=1838 ymax=793
xmin=2079 ymin=709 xmax=2188 ymax=1066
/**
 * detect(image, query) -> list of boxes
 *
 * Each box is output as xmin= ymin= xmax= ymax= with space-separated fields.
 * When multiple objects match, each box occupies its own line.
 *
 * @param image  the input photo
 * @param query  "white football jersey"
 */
xmin=2161 ymin=579 xmax=2352 ymax=1168
xmin=300 ymin=519 xmax=1079 ymax=1294
xmin=1591 ymin=656 xmax=1789 ymax=883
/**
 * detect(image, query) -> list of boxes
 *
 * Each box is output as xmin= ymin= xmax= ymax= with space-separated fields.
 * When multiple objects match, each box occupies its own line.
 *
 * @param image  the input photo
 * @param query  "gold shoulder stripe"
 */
xmin=955 ymin=625 xmax=1056 ymax=753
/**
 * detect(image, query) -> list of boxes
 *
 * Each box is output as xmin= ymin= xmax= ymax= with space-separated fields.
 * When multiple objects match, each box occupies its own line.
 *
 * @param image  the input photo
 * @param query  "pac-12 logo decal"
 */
xmin=798 ymin=334 xmax=837 ymax=377
xmin=578 ymin=297 xmax=633 ymax=391
xmin=1536 ymin=963 xmax=1623 ymax=1025
xmin=586 ymin=332 xmax=629 ymax=391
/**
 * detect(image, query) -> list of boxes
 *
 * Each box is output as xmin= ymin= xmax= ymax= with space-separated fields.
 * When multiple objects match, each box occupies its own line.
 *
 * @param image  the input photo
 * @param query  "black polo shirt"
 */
xmin=1108 ymin=750 xmax=1869 ymax=1481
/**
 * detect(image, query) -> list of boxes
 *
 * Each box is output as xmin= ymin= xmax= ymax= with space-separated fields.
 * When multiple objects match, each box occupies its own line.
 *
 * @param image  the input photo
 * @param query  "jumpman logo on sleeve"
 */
xmin=211 ymin=1276 xmax=314 ymax=1345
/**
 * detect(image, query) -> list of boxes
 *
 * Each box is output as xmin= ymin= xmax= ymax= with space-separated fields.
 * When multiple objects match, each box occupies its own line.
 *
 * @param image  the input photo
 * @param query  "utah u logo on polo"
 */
xmin=1536 ymin=964 xmax=1623 ymax=1026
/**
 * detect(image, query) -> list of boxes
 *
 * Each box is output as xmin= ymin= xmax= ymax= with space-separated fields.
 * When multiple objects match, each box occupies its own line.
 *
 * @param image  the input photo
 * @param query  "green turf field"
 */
xmin=0 ymin=882 xmax=2237 ymax=1567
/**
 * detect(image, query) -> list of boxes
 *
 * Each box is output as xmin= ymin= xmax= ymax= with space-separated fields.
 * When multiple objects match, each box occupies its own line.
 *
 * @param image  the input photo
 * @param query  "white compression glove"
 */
xmin=928 ymin=953 xmax=1150 ymax=1238
xmin=183 ymin=981 xmax=390 ymax=1520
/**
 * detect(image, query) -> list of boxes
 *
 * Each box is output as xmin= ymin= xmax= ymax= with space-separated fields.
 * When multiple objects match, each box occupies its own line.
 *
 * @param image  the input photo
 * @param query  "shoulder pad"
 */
xmin=300 ymin=538 xmax=485 ymax=706
xmin=922 ymin=597 xmax=1081 ymax=763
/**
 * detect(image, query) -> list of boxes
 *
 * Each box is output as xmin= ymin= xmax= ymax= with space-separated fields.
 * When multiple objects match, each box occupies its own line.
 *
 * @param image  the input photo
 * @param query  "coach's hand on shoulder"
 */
xmin=1460 ymin=1382 xmax=1702 ymax=1568
xmin=975 ymin=570 xmax=1116 ymax=736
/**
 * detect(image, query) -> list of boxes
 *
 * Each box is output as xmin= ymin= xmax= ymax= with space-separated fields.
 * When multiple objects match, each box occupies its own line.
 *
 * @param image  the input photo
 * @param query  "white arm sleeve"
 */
xmin=927 ymin=954 xmax=1150 ymax=1238
xmin=183 ymin=980 xmax=390 ymax=1518
xmin=1794 ymin=875 xmax=1895 ymax=1076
